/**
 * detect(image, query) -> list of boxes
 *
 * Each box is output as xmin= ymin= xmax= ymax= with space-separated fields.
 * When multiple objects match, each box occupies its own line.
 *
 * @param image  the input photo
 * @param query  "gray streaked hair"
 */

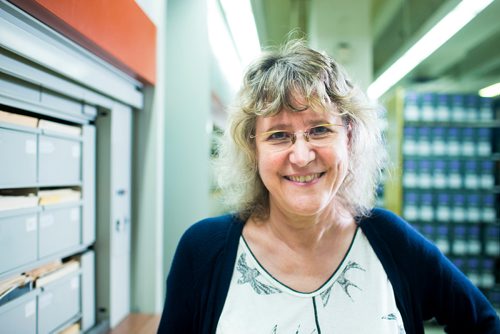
xmin=213 ymin=39 xmax=386 ymax=220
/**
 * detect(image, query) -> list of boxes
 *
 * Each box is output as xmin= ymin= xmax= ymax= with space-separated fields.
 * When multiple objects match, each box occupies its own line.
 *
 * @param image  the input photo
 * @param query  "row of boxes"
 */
xmin=403 ymin=159 xmax=495 ymax=190
xmin=0 ymin=203 xmax=83 ymax=276
xmin=1 ymin=81 xmax=95 ymax=331
xmin=403 ymin=126 xmax=494 ymax=157
xmin=403 ymin=190 xmax=497 ymax=223
xmin=401 ymin=92 xmax=499 ymax=310
xmin=0 ymin=275 xmax=79 ymax=334
xmin=0 ymin=124 xmax=82 ymax=188
xmin=0 ymin=251 xmax=94 ymax=334
xmin=414 ymin=223 xmax=499 ymax=258
xmin=449 ymin=255 xmax=498 ymax=290
xmin=404 ymin=92 xmax=495 ymax=122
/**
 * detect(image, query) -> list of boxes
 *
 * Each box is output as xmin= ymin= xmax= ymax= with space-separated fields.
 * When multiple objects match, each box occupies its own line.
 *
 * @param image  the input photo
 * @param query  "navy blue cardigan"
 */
xmin=157 ymin=208 xmax=500 ymax=333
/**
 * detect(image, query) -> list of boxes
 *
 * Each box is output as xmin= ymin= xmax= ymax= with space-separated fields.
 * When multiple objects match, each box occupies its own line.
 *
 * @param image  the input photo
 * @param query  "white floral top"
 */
xmin=216 ymin=228 xmax=406 ymax=334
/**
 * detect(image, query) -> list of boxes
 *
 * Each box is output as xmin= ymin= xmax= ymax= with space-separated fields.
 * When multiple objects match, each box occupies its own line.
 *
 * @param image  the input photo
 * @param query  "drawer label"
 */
xmin=25 ymin=300 xmax=36 ymax=317
xmin=25 ymin=216 xmax=37 ymax=232
xmin=25 ymin=139 xmax=36 ymax=155
xmin=72 ymin=145 xmax=81 ymax=158
xmin=71 ymin=276 xmax=79 ymax=290
xmin=70 ymin=208 xmax=80 ymax=221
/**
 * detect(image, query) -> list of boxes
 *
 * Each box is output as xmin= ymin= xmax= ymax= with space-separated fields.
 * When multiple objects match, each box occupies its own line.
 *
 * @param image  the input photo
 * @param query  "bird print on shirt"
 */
xmin=236 ymin=253 xmax=281 ymax=295
xmin=382 ymin=313 xmax=406 ymax=334
xmin=320 ymin=261 xmax=365 ymax=306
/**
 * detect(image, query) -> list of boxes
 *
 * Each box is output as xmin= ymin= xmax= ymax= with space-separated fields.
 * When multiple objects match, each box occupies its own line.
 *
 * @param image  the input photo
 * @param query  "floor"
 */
xmin=107 ymin=314 xmax=161 ymax=334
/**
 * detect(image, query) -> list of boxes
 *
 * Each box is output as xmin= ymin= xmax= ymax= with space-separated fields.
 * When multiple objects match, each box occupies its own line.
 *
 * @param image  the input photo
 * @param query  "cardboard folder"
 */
xmin=0 ymin=110 xmax=38 ymax=128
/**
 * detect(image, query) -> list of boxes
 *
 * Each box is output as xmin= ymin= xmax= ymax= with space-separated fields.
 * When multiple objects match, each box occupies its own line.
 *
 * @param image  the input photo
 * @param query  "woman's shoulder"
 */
xmin=359 ymin=207 xmax=435 ymax=254
xmin=358 ymin=207 xmax=413 ymax=233
xmin=178 ymin=214 xmax=244 ymax=253
xmin=185 ymin=213 xmax=243 ymax=236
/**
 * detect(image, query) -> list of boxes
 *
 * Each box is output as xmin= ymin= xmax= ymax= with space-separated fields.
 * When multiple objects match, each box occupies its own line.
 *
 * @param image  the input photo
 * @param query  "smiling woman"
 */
xmin=216 ymin=39 xmax=386 ymax=221
xmin=157 ymin=40 xmax=500 ymax=334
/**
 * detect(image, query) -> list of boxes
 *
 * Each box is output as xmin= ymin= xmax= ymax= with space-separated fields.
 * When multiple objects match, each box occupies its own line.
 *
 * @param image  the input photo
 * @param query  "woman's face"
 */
xmin=254 ymin=103 xmax=350 ymax=219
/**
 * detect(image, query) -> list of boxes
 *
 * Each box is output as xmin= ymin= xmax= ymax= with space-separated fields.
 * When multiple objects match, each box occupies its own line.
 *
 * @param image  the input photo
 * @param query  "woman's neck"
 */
xmin=253 ymin=203 xmax=355 ymax=252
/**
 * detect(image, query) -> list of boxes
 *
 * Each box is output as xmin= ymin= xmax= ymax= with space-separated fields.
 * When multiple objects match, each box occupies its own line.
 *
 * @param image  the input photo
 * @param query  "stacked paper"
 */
xmin=38 ymin=188 xmax=81 ymax=205
xmin=0 ymin=274 xmax=32 ymax=306
xmin=0 ymin=110 xmax=38 ymax=128
xmin=59 ymin=323 xmax=80 ymax=334
xmin=26 ymin=259 xmax=79 ymax=287
xmin=0 ymin=190 xmax=38 ymax=211
xmin=0 ymin=274 xmax=31 ymax=298
xmin=38 ymin=119 xmax=81 ymax=136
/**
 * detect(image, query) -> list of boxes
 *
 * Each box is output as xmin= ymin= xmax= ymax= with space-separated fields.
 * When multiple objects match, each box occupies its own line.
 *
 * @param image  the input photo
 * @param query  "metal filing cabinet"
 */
xmin=0 ymin=1 xmax=143 ymax=332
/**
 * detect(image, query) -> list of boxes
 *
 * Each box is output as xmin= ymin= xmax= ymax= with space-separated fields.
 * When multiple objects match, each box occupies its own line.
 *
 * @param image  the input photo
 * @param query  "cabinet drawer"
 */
xmin=0 ymin=127 xmax=37 ymax=187
xmin=0 ymin=291 xmax=37 ymax=334
xmin=38 ymin=135 xmax=81 ymax=185
xmin=0 ymin=211 xmax=38 ymax=274
xmin=39 ymin=206 xmax=81 ymax=258
xmin=38 ymin=274 xmax=80 ymax=334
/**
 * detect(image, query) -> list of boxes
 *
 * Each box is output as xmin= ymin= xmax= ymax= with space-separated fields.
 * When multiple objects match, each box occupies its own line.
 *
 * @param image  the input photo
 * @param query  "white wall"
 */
xmin=131 ymin=0 xmax=233 ymax=314
xmin=131 ymin=0 xmax=166 ymax=314
xmin=163 ymin=0 xmax=212 ymax=295
xmin=308 ymin=0 xmax=373 ymax=91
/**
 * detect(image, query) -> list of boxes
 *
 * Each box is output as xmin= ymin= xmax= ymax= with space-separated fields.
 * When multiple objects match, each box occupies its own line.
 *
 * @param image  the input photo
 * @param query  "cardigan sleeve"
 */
xmin=157 ymin=215 xmax=243 ymax=334
xmin=157 ymin=224 xmax=197 ymax=334
xmin=420 ymin=233 xmax=500 ymax=333
xmin=364 ymin=208 xmax=500 ymax=334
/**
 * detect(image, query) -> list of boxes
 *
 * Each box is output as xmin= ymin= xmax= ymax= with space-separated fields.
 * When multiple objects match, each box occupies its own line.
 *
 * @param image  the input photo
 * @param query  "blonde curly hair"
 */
xmin=214 ymin=39 xmax=386 ymax=220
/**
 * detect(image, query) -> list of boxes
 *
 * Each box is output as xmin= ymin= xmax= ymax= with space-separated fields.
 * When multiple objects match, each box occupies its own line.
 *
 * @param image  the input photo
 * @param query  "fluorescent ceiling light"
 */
xmin=208 ymin=0 xmax=242 ymax=90
xmin=479 ymin=82 xmax=500 ymax=97
xmin=219 ymin=0 xmax=261 ymax=68
xmin=367 ymin=0 xmax=494 ymax=100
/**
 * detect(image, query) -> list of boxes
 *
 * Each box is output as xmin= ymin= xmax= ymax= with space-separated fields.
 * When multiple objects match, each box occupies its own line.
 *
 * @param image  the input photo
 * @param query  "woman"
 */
xmin=157 ymin=40 xmax=499 ymax=333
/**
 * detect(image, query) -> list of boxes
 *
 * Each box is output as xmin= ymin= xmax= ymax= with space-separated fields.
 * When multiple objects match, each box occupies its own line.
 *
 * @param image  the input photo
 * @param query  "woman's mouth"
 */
xmin=284 ymin=172 xmax=324 ymax=184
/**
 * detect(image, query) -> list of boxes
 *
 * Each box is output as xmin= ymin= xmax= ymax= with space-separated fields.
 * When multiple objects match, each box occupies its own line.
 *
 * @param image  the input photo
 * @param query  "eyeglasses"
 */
xmin=251 ymin=123 xmax=343 ymax=152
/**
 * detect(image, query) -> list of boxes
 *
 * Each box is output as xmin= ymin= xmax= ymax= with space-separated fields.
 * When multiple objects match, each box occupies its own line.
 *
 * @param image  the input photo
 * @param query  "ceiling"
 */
xmin=250 ymin=0 xmax=500 ymax=97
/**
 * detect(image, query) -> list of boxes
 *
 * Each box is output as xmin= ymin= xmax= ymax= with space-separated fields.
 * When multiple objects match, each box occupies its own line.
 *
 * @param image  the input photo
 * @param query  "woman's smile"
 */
xmin=283 ymin=172 xmax=325 ymax=184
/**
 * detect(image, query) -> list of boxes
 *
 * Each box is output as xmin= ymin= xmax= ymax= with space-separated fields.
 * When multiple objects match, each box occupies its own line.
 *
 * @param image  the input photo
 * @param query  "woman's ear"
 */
xmin=346 ymin=122 xmax=353 ymax=148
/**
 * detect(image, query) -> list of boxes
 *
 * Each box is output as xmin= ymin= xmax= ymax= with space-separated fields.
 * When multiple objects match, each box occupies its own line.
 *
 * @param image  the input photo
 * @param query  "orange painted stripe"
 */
xmin=10 ymin=0 xmax=156 ymax=85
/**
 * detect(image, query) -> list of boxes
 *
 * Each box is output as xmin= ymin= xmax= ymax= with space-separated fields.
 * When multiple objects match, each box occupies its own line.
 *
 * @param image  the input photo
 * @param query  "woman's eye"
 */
xmin=267 ymin=131 xmax=290 ymax=141
xmin=309 ymin=126 xmax=332 ymax=137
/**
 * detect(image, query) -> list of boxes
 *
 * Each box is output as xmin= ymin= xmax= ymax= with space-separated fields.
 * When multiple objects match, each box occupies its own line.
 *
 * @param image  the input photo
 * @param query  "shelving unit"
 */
xmin=0 ymin=99 xmax=96 ymax=333
xmin=383 ymin=88 xmax=500 ymax=309
xmin=0 ymin=1 xmax=142 ymax=332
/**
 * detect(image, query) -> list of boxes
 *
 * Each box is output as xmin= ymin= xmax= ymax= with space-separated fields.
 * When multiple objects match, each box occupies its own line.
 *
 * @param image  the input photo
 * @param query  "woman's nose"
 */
xmin=288 ymin=135 xmax=315 ymax=167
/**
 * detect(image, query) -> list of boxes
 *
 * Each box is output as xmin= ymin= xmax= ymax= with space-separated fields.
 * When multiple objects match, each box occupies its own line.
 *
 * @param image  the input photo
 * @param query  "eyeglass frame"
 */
xmin=250 ymin=123 xmax=345 ymax=151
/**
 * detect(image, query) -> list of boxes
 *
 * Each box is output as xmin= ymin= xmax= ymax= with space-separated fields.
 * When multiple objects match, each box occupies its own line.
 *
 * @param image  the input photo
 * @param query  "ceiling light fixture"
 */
xmin=219 ymin=0 xmax=261 ymax=68
xmin=367 ymin=0 xmax=494 ymax=100
xmin=479 ymin=82 xmax=500 ymax=97
xmin=208 ymin=0 xmax=242 ymax=90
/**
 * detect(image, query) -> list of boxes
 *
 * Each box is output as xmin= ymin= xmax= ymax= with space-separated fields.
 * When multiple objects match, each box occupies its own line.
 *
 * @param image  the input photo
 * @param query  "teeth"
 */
xmin=287 ymin=173 xmax=321 ymax=183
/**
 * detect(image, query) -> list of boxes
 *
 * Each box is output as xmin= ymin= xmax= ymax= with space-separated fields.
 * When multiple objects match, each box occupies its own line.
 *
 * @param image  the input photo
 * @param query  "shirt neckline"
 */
xmin=240 ymin=226 xmax=360 ymax=297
